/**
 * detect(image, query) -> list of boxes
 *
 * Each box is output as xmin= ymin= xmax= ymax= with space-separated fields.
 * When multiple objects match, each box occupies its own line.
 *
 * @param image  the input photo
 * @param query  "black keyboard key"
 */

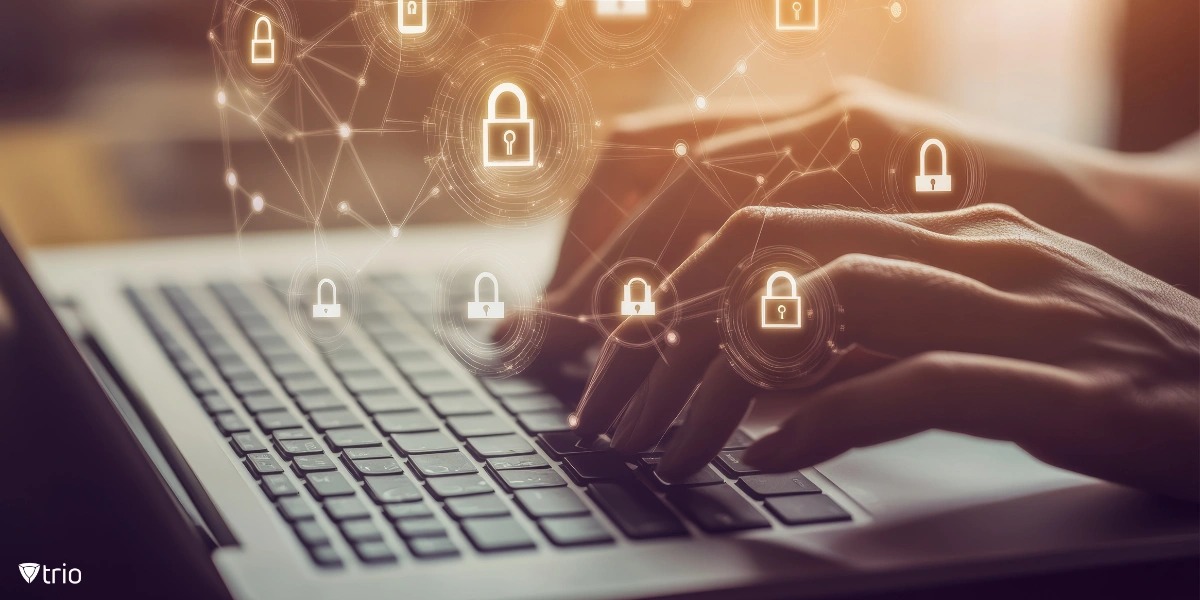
xmin=240 ymin=392 xmax=285 ymax=413
xmin=429 ymin=392 xmax=491 ymax=417
xmin=261 ymin=473 xmax=299 ymax=499
xmin=407 ymin=452 xmax=477 ymax=478
xmin=407 ymin=373 xmax=469 ymax=397
xmin=199 ymin=392 xmax=233 ymax=414
xmin=356 ymin=390 xmax=417 ymax=414
xmin=215 ymin=412 xmax=249 ymax=434
xmin=340 ymin=520 xmax=384 ymax=543
xmin=737 ymin=473 xmax=821 ymax=498
xmin=587 ymin=482 xmax=688 ymax=539
xmin=395 ymin=517 xmax=446 ymax=539
xmin=344 ymin=446 xmax=393 ymax=460
xmin=276 ymin=438 xmax=324 ymax=458
xmin=188 ymin=373 xmax=218 ymax=395
xmin=517 ymin=410 xmax=572 ymax=434
xmin=493 ymin=469 xmax=566 ymax=492
xmin=427 ymin=474 xmax=493 ymax=499
xmin=444 ymin=494 xmax=509 ymax=519
xmin=482 ymin=377 xmax=545 ymax=397
xmin=391 ymin=431 xmax=458 ymax=455
xmin=310 ymin=545 xmax=343 ymax=568
xmin=514 ymin=488 xmax=589 ymax=518
xmin=561 ymin=452 xmax=634 ymax=485
xmin=667 ymin=485 xmax=770 ymax=533
xmin=464 ymin=434 xmax=534 ymax=460
xmin=447 ymin=414 xmax=514 ymax=438
xmin=294 ymin=391 xmax=345 ymax=412
xmin=713 ymin=450 xmax=761 ymax=478
xmin=309 ymin=408 xmax=362 ymax=431
xmin=353 ymin=541 xmax=397 ymax=564
xmin=348 ymin=458 xmax=404 ymax=477
xmin=384 ymin=502 xmax=433 ymax=520
xmin=324 ymin=496 xmax=372 ymax=521
xmin=230 ymin=432 xmax=267 ymax=455
xmin=487 ymin=455 xmax=550 ymax=471
xmin=537 ymin=432 xmax=610 ymax=460
xmin=306 ymin=472 xmax=355 ymax=498
xmin=294 ymin=521 xmax=332 ymax=546
xmin=407 ymin=536 xmax=459 ymax=558
xmin=325 ymin=427 xmax=382 ymax=450
xmin=461 ymin=517 xmax=535 ymax=552
xmin=364 ymin=475 xmax=423 ymax=504
xmin=374 ymin=411 xmax=437 ymax=434
xmin=292 ymin=454 xmax=338 ymax=474
xmin=272 ymin=428 xmax=311 ymax=441
xmin=539 ymin=516 xmax=613 ymax=546
xmin=640 ymin=458 xmax=724 ymax=489
xmin=246 ymin=453 xmax=284 ymax=477
xmin=499 ymin=393 xmax=563 ymax=414
xmin=256 ymin=410 xmax=303 ymax=432
xmin=277 ymin=496 xmax=315 ymax=521
xmin=765 ymin=495 xmax=851 ymax=525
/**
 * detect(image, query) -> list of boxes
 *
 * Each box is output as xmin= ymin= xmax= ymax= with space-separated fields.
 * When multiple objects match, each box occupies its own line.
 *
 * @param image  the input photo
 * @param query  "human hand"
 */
xmin=571 ymin=203 xmax=1200 ymax=502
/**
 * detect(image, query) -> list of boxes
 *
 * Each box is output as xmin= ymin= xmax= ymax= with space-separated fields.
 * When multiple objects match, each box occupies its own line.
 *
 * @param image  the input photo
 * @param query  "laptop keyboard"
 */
xmin=125 ymin=274 xmax=850 ymax=569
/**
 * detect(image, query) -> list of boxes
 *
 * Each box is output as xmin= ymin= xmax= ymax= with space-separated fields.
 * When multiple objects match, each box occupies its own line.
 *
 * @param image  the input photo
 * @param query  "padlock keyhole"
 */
xmin=482 ymin=304 xmax=490 ymax=316
xmin=930 ymin=178 xmax=936 ymax=191
xmin=793 ymin=2 xmax=802 ymax=19
xmin=503 ymin=130 xmax=517 ymax=156
xmin=778 ymin=305 xmax=787 ymax=320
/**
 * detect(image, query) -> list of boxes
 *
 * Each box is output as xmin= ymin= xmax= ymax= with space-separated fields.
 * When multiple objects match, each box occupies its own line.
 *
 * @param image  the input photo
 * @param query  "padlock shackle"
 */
xmin=474 ymin=272 xmax=500 ymax=303
xmin=624 ymin=277 xmax=652 ymax=303
xmin=765 ymin=271 xmax=798 ymax=297
xmin=254 ymin=15 xmax=273 ymax=41
xmin=408 ymin=0 xmax=419 ymax=14
xmin=918 ymin=138 xmax=948 ymax=177
xmin=487 ymin=83 xmax=530 ymax=120
xmin=317 ymin=278 xmax=336 ymax=305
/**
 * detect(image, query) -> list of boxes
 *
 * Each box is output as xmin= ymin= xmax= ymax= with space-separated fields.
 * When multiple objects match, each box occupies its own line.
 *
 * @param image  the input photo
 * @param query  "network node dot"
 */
xmin=666 ymin=331 xmax=680 ymax=346
xmin=216 ymin=91 xmax=227 ymax=106
xmin=431 ymin=186 xmax=441 ymax=197
xmin=390 ymin=226 xmax=400 ymax=238
xmin=594 ymin=120 xmax=602 ymax=128
xmin=890 ymin=1 xmax=905 ymax=21
xmin=681 ymin=0 xmax=692 ymax=7
xmin=756 ymin=175 xmax=766 ymax=186
xmin=694 ymin=95 xmax=707 ymax=111
xmin=674 ymin=141 xmax=689 ymax=157
xmin=567 ymin=413 xmax=579 ymax=428
xmin=849 ymin=138 xmax=862 ymax=152
xmin=735 ymin=60 xmax=748 ymax=75
xmin=554 ymin=0 xmax=565 ymax=7
xmin=358 ymin=78 xmax=366 ymax=87
xmin=251 ymin=194 xmax=265 ymax=213
xmin=337 ymin=201 xmax=349 ymax=213
xmin=338 ymin=124 xmax=352 ymax=139
xmin=225 ymin=170 xmax=238 ymax=190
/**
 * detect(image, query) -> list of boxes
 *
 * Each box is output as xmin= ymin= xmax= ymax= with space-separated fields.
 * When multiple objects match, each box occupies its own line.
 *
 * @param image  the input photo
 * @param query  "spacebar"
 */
xmin=587 ymin=482 xmax=688 ymax=539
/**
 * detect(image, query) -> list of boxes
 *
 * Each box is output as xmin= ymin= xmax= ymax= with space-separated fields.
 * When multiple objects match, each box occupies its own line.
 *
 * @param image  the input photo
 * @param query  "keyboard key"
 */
xmin=344 ymin=446 xmax=393 ymax=460
xmin=737 ymin=473 xmax=821 ymax=498
xmin=340 ymin=519 xmax=384 ymax=543
xmin=364 ymin=475 xmax=423 ymax=504
xmin=256 ymin=410 xmax=303 ymax=432
xmin=280 ymin=374 xmax=330 ymax=396
xmin=461 ymin=517 xmax=535 ymax=552
xmin=257 ymin=475 xmax=297 ymax=501
xmin=246 ymin=453 xmax=284 ymax=477
xmin=765 ymin=495 xmax=851 ymax=526
xmin=306 ymin=472 xmax=356 ymax=498
xmin=447 ymin=414 xmax=514 ymax=438
xmin=499 ymin=393 xmax=563 ymax=414
xmin=494 ymin=469 xmax=566 ymax=492
xmin=517 ymin=410 xmax=572 ymax=434
xmin=267 ymin=356 xmax=314 ymax=378
xmin=229 ymin=377 xmax=270 ymax=397
xmin=294 ymin=391 xmax=345 ymax=412
xmin=407 ymin=452 xmax=477 ymax=478
xmin=348 ymin=458 xmax=404 ymax=477
xmin=325 ymin=427 xmax=382 ymax=450
xmin=588 ymin=482 xmax=688 ymax=539
xmin=537 ymin=432 xmax=610 ymax=460
xmin=395 ymin=517 xmax=446 ymax=539
xmin=407 ymin=536 xmax=459 ymax=558
xmin=310 ymin=408 xmax=362 ymax=431
xmin=188 ymin=373 xmax=218 ymax=395
xmin=514 ymin=488 xmax=589 ymax=519
xmin=356 ymin=390 xmax=417 ymax=413
xmin=427 ymin=474 xmax=493 ymax=499
xmin=343 ymin=374 xmax=396 ymax=395
xmin=294 ymin=521 xmax=331 ymax=546
xmin=713 ymin=450 xmax=761 ymax=478
xmin=353 ymin=541 xmax=397 ymax=564
xmin=539 ymin=516 xmax=613 ymax=547
xmin=374 ymin=411 xmax=438 ymax=434
xmin=444 ymin=494 xmax=509 ymax=519
xmin=482 ymin=377 xmax=545 ymax=397
xmin=487 ymin=455 xmax=550 ymax=471
xmin=561 ymin=452 xmax=635 ymax=485
xmin=407 ymin=373 xmax=469 ymax=397
xmin=230 ymin=432 xmax=267 ymax=455
xmin=429 ymin=392 xmax=491 ymax=417
xmin=272 ymin=428 xmax=311 ymax=441
xmin=390 ymin=351 xmax=445 ymax=376
xmin=384 ymin=502 xmax=433 ymax=520
xmin=240 ymin=392 xmax=284 ymax=413
xmin=464 ymin=434 xmax=534 ymax=460
xmin=276 ymin=438 xmax=324 ymax=458
xmin=199 ymin=392 xmax=233 ymax=414
xmin=327 ymin=353 xmax=375 ymax=374
xmin=641 ymin=458 xmax=724 ymax=489
xmin=391 ymin=431 xmax=458 ymax=455
xmin=310 ymin=545 xmax=343 ymax=568
xmin=666 ymin=485 xmax=770 ymax=533
xmin=324 ymin=496 xmax=372 ymax=521
xmin=215 ymin=412 xmax=249 ymax=434
xmin=277 ymin=496 xmax=315 ymax=521
xmin=292 ymin=454 xmax=338 ymax=474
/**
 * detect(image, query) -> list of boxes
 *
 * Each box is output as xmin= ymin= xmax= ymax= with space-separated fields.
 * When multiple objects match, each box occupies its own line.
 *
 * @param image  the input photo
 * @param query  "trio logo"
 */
xmin=18 ymin=562 xmax=81 ymax=584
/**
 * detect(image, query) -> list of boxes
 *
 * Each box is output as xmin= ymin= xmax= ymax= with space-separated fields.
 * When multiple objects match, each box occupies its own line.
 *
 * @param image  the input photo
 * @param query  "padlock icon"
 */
xmin=399 ymin=0 xmax=427 ymax=35
xmin=776 ymin=0 xmax=819 ymax=31
xmin=761 ymin=271 xmax=802 ymax=329
xmin=596 ymin=0 xmax=648 ymax=18
xmin=914 ymin=138 xmax=952 ymax=193
xmin=467 ymin=272 xmax=505 ymax=319
xmin=620 ymin=278 xmax=656 ymax=317
xmin=482 ymin=83 xmax=536 ymax=168
xmin=251 ymin=16 xmax=276 ymax=64
xmin=312 ymin=278 xmax=341 ymax=319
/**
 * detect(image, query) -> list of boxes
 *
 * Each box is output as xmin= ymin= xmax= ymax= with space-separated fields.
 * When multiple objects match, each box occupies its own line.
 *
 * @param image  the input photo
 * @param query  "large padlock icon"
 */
xmin=914 ymin=138 xmax=952 ymax=193
xmin=596 ymin=0 xmax=648 ymax=18
xmin=466 ymin=272 xmax=505 ymax=319
xmin=251 ymin=16 xmax=276 ymax=64
xmin=482 ymin=83 xmax=535 ymax=168
xmin=761 ymin=271 xmax=802 ymax=329
xmin=312 ymin=278 xmax=342 ymax=319
xmin=776 ymin=0 xmax=819 ymax=31
xmin=399 ymin=0 xmax=427 ymax=35
xmin=620 ymin=278 xmax=656 ymax=317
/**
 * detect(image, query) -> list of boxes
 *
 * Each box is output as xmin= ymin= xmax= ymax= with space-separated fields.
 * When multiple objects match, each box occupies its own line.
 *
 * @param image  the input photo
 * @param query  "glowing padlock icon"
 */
xmin=596 ymin=0 xmax=648 ymax=18
xmin=482 ymin=83 xmax=535 ymax=168
xmin=467 ymin=272 xmax=505 ymax=319
xmin=399 ymin=0 xmax=427 ymax=35
xmin=914 ymin=138 xmax=952 ymax=193
xmin=312 ymin=278 xmax=342 ymax=319
xmin=775 ymin=0 xmax=819 ymax=31
xmin=761 ymin=271 xmax=802 ymax=329
xmin=620 ymin=278 xmax=656 ymax=317
xmin=251 ymin=16 xmax=276 ymax=64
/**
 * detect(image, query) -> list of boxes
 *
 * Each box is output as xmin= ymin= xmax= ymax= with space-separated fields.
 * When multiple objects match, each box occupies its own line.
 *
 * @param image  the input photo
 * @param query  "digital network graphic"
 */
xmin=209 ymin=0 xmax=980 ymax=382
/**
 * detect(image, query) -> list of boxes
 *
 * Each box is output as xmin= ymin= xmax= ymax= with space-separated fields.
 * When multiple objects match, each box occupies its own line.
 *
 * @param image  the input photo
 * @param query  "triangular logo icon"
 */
xmin=19 ymin=563 xmax=40 ymax=583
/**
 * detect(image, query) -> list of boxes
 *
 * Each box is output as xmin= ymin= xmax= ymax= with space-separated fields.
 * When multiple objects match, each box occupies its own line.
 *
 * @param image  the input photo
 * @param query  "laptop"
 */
xmin=5 ymin=213 xmax=1198 ymax=599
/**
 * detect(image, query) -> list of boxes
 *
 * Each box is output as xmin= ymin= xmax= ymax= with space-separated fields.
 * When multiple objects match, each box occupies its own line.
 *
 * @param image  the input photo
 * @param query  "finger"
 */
xmin=740 ymin=351 xmax=1088 ymax=472
xmin=655 ymin=356 xmax=759 ymax=482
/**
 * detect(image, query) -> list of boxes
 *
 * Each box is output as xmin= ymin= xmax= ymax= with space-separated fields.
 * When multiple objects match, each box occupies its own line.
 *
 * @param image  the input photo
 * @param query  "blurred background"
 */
xmin=0 ymin=0 xmax=1194 ymax=249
